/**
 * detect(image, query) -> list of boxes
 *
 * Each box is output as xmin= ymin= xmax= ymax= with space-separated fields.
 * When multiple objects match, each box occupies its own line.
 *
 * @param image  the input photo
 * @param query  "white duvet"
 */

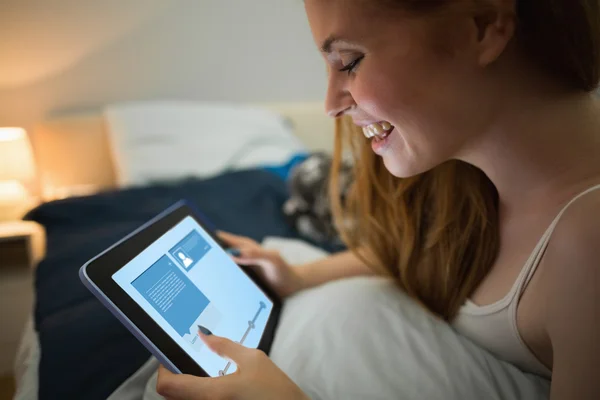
xmin=15 ymin=238 xmax=550 ymax=400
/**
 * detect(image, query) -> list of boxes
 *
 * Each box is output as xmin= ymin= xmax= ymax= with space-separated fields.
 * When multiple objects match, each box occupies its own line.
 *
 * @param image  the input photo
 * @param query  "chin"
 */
xmin=381 ymin=155 xmax=431 ymax=178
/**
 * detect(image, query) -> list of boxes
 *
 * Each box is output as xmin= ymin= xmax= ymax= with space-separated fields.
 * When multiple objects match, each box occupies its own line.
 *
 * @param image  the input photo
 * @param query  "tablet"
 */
xmin=79 ymin=201 xmax=281 ymax=377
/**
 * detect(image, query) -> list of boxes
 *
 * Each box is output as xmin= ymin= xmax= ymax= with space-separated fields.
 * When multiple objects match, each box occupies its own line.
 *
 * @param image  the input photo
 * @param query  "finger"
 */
xmin=157 ymin=365 xmax=234 ymax=400
xmin=232 ymin=258 xmax=268 ymax=278
xmin=199 ymin=334 xmax=251 ymax=364
xmin=232 ymin=256 xmax=260 ymax=267
xmin=237 ymin=244 xmax=283 ymax=261
xmin=225 ymin=248 xmax=242 ymax=257
xmin=235 ymin=244 xmax=269 ymax=260
xmin=216 ymin=231 xmax=254 ymax=247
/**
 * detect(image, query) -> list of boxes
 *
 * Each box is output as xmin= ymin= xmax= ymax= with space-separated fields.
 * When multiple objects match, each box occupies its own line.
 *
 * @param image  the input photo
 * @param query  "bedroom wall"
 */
xmin=0 ymin=0 xmax=327 ymax=132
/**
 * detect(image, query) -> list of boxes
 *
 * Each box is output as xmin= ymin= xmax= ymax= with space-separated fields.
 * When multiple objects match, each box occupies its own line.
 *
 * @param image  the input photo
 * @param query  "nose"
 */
xmin=325 ymin=70 xmax=355 ymax=118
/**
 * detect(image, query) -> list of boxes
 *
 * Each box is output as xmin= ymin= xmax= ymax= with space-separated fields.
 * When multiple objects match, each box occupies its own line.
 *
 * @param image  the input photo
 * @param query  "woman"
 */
xmin=157 ymin=0 xmax=600 ymax=398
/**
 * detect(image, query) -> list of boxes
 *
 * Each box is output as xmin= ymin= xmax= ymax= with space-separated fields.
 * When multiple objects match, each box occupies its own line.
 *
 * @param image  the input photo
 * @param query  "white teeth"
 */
xmin=368 ymin=125 xmax=377 ymax=137
xmin=361 ymin=121 xmax=392 ymax=139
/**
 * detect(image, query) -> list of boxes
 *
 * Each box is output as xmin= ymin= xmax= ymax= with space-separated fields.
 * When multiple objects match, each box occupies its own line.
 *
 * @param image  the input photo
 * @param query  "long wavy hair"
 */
xmin=328 ymin=0 xmax=600 ymax=321
xmin=330 ymin=117 xmax=499 ymax=321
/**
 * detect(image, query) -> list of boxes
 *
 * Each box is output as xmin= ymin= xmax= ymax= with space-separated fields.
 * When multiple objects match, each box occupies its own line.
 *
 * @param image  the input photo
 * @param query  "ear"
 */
xmin=473 ymin=1 xmax=517 ymax=66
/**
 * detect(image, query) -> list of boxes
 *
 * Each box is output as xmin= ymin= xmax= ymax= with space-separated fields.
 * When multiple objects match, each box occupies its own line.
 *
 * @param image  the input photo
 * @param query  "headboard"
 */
xmin=32 ymin=101 xmax=334 ymax=200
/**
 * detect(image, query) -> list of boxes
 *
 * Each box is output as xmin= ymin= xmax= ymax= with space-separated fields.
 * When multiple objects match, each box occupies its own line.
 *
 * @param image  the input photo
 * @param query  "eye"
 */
xmin=338 ymin=55 xmax=364 ymax=75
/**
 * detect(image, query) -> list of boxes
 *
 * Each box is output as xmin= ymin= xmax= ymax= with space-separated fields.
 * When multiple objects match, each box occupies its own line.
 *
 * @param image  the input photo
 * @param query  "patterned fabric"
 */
xmin=283 ymin=152 xmax=353 ymax=247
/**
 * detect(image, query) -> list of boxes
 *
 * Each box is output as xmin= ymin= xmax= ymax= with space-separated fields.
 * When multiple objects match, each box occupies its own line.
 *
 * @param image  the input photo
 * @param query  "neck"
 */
xmin=459 ymin=89 xmax=600 ymax=216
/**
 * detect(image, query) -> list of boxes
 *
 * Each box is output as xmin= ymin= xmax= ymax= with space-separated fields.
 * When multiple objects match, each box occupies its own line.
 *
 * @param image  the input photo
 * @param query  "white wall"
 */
xmin=0 ymin=0 xmax=327 ymax=132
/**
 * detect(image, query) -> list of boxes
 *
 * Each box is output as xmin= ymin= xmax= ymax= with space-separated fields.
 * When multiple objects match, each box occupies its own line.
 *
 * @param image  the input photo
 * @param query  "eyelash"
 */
xmin=339 ymin=55 xmax=364 ymax=75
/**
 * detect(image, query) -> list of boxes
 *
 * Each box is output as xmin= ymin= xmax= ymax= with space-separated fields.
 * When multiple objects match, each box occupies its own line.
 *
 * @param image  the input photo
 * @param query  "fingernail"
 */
xmin=197 ymin=325 xmax=213 ymax=336
xmin=225 ymin=248 xmax=241 ymax=257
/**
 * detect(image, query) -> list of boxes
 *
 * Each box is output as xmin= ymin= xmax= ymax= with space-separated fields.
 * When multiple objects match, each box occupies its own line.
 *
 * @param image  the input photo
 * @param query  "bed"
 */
xmin=13 ymin=100 xmax=551 ymax=400
xmin=14 ymin=100 xmax=335 ymax=399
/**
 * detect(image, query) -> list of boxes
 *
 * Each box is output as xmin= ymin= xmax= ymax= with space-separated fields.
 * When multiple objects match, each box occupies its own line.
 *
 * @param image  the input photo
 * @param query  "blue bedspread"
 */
xmin=25 ymin=169 xmax=305 ymax=400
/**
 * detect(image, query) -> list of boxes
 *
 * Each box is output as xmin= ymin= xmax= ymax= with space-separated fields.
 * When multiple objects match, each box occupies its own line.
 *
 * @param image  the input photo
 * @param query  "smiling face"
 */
xmin=305 ymin=0 xmax=512 ymax=177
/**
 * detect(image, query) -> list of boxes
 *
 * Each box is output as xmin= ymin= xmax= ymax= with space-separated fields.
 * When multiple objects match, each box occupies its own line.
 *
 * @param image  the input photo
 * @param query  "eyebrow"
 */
xmin=320 ymin=35 xmax=354 ymax=53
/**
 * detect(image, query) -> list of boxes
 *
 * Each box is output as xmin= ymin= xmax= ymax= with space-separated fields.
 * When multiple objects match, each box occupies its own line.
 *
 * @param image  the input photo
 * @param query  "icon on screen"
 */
xmin=175 ymin=248 xmax=194 ymax=269
xmin=168 ymin=230 xmax=211 ymax=272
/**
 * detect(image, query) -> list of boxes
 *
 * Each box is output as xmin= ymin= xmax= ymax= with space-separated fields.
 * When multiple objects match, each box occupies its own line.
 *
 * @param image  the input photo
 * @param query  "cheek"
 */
xmin=351 ymin=62 xmax=472 ymax=175
xmin=354 ymin=73 xmax=430 ymax=159
xmin=354 ymin=53 xmax=474 ymax=145
xmin=352 ymin=56 xmax=433 ymax=125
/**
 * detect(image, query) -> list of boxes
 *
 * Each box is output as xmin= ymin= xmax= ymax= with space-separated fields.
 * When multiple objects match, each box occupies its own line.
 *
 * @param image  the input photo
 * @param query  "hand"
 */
xmin=217 ymin=231 xmax=306 ymax=298
xmin=157 ymin=333 xmax=308 ymax=400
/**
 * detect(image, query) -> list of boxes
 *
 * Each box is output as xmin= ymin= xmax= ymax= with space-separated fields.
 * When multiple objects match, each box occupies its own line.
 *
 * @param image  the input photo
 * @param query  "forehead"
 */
xmin=304 ymin=0 xmax=419 ymax=53
xmin=305 ymin=0 xmax=400 ymax=45
xmin=304 ymin=0 xmax=391 ymax=30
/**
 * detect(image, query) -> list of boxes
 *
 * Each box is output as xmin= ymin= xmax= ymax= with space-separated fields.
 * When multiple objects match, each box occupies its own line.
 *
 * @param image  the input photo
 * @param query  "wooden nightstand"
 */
xmin=0 ymin=221 xmax=45 ymax=269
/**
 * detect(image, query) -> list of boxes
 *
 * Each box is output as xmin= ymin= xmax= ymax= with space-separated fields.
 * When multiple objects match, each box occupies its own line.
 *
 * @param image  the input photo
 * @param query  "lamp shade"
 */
xmin=0 ymin=127 xmax=36 ymax=181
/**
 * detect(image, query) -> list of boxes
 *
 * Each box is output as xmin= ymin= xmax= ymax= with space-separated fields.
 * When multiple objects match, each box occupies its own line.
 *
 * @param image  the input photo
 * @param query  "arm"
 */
xmin=295 ymin=249 xmax=375 ymax=291
xmin=218 ymin=231 xmax=376 ymax=297
xmin=544 ymin=198 xmax=600 ymax=400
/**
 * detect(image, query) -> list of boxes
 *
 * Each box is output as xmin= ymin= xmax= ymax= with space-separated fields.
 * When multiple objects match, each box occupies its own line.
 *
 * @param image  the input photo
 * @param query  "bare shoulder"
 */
xmin=541 ymin=189 xmax=600 ymax=398
xmin=545 ymin=187 xmax=600 ymax=271
xmin=541 ymin=186 xmax=600 ymax=329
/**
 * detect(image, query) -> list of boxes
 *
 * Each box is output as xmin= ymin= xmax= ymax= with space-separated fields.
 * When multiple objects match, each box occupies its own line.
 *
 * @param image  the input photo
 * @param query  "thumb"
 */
xmin=157 ymin=365 xmax=233 ymax=400
xmin=200 ymin=333 xmax=250 ymax=364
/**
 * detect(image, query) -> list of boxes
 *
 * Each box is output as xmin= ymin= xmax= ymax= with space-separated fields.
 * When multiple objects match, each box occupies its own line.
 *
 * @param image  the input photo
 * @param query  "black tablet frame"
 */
xmin=81 ymin=201 xmax=281 ymax=377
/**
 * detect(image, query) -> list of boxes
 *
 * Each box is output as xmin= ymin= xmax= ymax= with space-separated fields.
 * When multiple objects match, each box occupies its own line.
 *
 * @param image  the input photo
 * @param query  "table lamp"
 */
xmin=0 ymin=127 xmax=37 ymax=220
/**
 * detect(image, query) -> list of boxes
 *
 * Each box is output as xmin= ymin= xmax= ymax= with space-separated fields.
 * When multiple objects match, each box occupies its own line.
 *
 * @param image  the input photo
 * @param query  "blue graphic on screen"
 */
xmin=131 ymin=255 xmax=210 ymax=336
xmin=112 ymin=216 xmax=274 ymax=377
xmin=169 ymin=230 xmax=211 ymax=271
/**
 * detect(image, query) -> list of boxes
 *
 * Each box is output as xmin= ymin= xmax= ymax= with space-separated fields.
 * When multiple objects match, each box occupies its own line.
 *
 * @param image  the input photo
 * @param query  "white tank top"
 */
xmin=452 ymin=184 xmax=600 ymax=380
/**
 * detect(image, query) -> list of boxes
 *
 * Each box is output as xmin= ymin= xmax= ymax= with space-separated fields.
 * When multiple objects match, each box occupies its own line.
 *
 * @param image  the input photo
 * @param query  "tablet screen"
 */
xmin=112 ymin=216 xmax=273 ymax=377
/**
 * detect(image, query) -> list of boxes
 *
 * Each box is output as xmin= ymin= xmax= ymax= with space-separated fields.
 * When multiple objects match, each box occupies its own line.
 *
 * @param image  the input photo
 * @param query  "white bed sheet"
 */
xmin=13 ymin=318 xmax=38 ymax=400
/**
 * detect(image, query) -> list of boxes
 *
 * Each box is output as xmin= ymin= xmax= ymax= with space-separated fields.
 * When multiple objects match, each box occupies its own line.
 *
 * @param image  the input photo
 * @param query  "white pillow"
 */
xmin=104 ymin=101 xmax=306 ymax=187
xmin=266 ymin=238 xmax=550 ymax=399
xmin=271 ymin=277 xmax=550 ymax=400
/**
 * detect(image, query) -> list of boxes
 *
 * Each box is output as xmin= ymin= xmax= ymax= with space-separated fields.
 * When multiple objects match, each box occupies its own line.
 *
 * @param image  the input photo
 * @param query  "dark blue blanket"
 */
xmin=25 ymin=170 xmax=306 ymax=400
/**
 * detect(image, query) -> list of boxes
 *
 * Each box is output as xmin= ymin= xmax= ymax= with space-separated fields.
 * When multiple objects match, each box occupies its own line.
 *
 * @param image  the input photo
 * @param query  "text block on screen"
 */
xmin=132 ymin=255 xmax=210 ymax=336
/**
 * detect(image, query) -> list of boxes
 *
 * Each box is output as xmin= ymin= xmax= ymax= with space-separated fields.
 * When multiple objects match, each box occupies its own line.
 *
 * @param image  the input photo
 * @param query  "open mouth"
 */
xmin=362 ymin=121 xmax=394 ymax=142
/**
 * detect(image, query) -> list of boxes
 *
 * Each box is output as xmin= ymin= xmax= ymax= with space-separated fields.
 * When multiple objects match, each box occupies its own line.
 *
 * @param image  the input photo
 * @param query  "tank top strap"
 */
xmin=515 ymin=183 xmax=600 ymax=299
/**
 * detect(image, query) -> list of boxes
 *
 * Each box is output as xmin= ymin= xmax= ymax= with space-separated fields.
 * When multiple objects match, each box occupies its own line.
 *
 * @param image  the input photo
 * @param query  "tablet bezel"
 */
xmin=82 ymin=201 xmax=282 ymax=377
